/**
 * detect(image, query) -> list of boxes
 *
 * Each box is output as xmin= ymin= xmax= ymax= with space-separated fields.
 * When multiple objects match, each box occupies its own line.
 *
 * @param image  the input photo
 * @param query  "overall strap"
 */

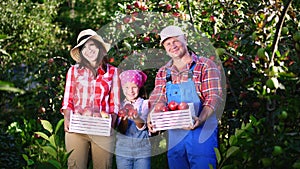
xmin=166 ymin=68 xmax=172 ymax=82
xmin=166 ymin=61 xmax=196 ymax=82
xmin=188 ymin=61 xmax=196 ymax=79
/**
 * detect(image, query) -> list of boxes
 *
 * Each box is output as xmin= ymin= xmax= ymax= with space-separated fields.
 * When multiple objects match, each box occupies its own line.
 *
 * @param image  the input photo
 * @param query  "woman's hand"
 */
xmin=63 ymin=109 xmax=71 ymax=132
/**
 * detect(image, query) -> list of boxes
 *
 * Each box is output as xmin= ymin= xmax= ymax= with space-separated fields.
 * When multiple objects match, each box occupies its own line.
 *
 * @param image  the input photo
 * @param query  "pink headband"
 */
xmin=119 ymin=70 xmax=147 ymax=88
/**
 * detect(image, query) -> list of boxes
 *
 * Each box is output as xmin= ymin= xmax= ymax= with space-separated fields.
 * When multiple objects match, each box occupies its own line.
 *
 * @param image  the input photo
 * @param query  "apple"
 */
xmin=177 ymin=102 xmax=189 ymax=110
xmin=118 ymin=109 xmax=128 ymax=117
xmin=257 ymin=48 xmax=266 ymax=59
xmin=215 ymin=48 xmax=225 ymax=56
xmin=126 ymin=4 xmax=133 ymax=10
xmin=154 ymin=102 xmax=166 ymax=112
xmin=93 ymin=113 xmax=100 ymax=118
xmin=210 ymin=15 xmax=215 ymax=22
xmin=38 ymin=107 xmax=46 ymax=113
xmin=143 ymin=36 xmax=150 ymax=43
xmin=124 ymin=104 xmax=134 ymax=110
xmin=168 ymin=101 xmax=179 ymax=111
xmin=123 ymin=17 xmax=131 ymax=23
xmin=48 ymin=58 xmax=54 ymax=64
xmin=100 ymin=111 xmax=109 ymax=118
xmin=175 ymin=2 xmax=181 ymax=9
xmin=172 ymin=12 xmax=180 ymax=17
xmin=134 ymin=1 xmax=141 ymax=8
xmin=127 ymin=109 xmax=138 ymax=117
xmin=161 ymin=106 xmax=169 ymax=112
xmin=165 ymin=4 xmax=172 ymax=11
xmin=83 ymin=109 xmax=92 ymax=116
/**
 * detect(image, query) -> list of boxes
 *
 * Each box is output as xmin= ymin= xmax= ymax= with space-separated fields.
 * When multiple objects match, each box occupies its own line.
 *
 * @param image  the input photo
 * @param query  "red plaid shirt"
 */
xmin=61 ymin=64 xmax=120 ymax=115
xmin=149 ymin=53 xmax=223 ymax=112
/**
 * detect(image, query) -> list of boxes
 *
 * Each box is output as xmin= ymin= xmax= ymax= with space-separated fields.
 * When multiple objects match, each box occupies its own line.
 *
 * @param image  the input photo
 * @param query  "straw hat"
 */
xmin=159 ymin=25 xmax=186 ymax=45
xmin=70 ymin=29 xmax=111 ymax=63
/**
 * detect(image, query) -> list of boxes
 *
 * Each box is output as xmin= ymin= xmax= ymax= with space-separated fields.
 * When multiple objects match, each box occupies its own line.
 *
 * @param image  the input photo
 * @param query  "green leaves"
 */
xmin=33 ymin=119 xmax=68 ymax=168
xmin=0 ymin=81 xmax=25 ymax=94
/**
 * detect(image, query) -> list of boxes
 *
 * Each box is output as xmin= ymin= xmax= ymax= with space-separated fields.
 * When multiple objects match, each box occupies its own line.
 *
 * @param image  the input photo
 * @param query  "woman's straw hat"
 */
xmin=70 ymin=29 xmax=111 ymax=63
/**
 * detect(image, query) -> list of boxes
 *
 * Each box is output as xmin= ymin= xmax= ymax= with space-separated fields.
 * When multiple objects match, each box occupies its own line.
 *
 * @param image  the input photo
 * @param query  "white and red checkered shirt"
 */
xmin=61 ymin=64 xmax=120 ymax=116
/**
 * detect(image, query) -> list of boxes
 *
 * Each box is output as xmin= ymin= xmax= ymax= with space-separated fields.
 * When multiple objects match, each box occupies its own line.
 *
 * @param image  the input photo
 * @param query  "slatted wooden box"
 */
xmin=69 ymin=113 xmax=111 ymax=136
xmin=150 ymin=103 xmax=195 ymax=131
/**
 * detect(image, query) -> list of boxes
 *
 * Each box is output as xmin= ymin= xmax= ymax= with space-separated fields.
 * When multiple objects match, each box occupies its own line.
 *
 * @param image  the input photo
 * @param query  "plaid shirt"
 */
xmin=149 ymin=53 xmax=223 ymax=112
xmin=61 ymin=64 xmax=120 ymax=115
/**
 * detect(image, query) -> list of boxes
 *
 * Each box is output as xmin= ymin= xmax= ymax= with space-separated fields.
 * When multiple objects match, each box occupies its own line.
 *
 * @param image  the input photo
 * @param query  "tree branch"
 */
xmin=269 ymin=0 xmax=293 ymax=68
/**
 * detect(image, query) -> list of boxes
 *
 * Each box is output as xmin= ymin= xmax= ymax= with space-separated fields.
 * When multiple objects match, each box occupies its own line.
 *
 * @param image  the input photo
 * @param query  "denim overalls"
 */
xmin=115 ymin=100 xmax=151 ymax=169
xmin=166 ymin=62 xmax=218 ymax=169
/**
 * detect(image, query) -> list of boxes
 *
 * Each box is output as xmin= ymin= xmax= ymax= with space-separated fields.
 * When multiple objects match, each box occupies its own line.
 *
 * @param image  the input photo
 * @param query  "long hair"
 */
xmin=78 ymin=39 xmax=108 ymax=78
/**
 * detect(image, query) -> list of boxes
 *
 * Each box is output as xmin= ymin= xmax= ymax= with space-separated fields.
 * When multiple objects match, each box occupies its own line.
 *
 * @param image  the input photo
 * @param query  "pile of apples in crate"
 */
xmin=153 ymin=101 xmax=189 ymax=113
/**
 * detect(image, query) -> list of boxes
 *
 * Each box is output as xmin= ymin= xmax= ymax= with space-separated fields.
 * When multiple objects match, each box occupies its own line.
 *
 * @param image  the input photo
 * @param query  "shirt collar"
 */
xmin=123 ymin=97 xmax=142 ymax=105
xmin=165 ymin=52 xmax=197 ymax=71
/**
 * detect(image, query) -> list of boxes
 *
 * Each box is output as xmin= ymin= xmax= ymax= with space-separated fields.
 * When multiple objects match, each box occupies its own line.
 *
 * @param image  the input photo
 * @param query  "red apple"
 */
xmin=168 ymin=101 xmax=179 ymax=111
xmin=124 ymin=104 xmax=134 ymax=110
xmin=154 ymin=102 xmax=166 ymax=112
xmin=210 ymin=15 xmax=215 ymax=22
xmin=134 ymin=1 xmax=141 ymax=8
xmin=118 ymin=109 xmax=128 ymax=117
xmin=143 ymin=36 xmax=150 ymax=43
xmin=165 ymin=4 xmax=172 ymax=11
xmin=126 ymin=4 xmax=133 ymax=10
xmin=123 ymin=17 xmax=131 ymax=23
xmin=161 ymin=106 xmax=169 ymax=112
xmin=48 ymin=58 xmax=54 ymax=64
xmin=178 ymin=102 xmax=189 ymax=110
xmin=175 ymin=2 xmax=181 ymax=9
xmin=127 ymin=109 xmax=138 ymax=117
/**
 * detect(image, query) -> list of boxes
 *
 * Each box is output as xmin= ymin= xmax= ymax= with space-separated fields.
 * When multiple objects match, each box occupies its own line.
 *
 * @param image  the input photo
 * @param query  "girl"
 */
xmin=115 ymin=70 xmax=151 ymax=169
xmin=61 ymin=29 xmax=120 ymax=169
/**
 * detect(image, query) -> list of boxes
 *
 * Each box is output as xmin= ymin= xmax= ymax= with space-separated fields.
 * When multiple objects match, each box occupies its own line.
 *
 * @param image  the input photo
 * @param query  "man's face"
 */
xmin=162 ymin=35 xmax=188 ymax=59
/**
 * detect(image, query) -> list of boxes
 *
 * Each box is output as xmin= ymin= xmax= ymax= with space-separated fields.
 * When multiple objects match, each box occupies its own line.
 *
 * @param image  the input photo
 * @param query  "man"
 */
xmin=148 ymin=25 xmax=223 ymax=169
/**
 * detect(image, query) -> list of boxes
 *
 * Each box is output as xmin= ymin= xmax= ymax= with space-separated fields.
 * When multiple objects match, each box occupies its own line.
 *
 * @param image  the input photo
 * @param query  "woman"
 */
xmin=61 ymin=29 xmax=120 ymax=169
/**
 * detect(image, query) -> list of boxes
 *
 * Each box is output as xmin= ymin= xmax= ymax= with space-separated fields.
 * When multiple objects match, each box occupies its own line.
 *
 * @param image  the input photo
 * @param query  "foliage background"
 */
xmin=0 ymin=0 xmax=299 ymax=168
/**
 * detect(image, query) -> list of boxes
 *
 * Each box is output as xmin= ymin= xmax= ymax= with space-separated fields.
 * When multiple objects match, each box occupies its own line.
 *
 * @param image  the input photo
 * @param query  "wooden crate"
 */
xmin=69 ymin=113 xmax=111 ymax=136
xmin=150 ymin=103 xmax=195 ymax=131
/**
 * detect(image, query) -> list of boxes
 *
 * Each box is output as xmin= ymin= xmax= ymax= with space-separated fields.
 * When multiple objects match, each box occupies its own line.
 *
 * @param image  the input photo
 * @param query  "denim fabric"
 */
xmin=115 ymin=105 xmax=151 ymax=158
xmin=165 ymin=67 xmax=218 ymax=169
xmin=115 ymin=99 xmax=151 ymax=169
xmin=116 ymin=155 xmax=151 ymax=169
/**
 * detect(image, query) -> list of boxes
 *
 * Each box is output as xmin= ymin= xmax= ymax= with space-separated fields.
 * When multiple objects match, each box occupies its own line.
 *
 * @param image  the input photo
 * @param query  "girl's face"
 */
xmin=81 ymin=39 xmax=101 ymax=63
xmin=122 ymin=82 xmax=140 ymax=101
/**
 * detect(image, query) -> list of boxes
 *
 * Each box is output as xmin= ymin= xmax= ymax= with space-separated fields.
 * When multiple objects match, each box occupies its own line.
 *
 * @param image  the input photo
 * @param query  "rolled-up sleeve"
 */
xmin=109 ymin=67 xmax=121 ymax=114
xmin=148 ymin=68 xmax=168 ymax=110
xmin=61 ymin=66 xmax=75 ymax=113
xmin=197 ymin=58 xmax=223 ymax=111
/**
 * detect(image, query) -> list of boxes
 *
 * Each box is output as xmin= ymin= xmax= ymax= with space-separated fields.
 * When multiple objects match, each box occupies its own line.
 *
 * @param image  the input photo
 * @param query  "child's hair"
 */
xmin=78 ymin=39 xmax=108 ymax=78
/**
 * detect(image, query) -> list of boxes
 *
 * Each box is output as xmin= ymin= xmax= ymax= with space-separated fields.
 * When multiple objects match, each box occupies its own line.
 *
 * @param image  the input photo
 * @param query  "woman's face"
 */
xmin=122 ymin=82 xmax=140 ymax=101
xmin=81 ymin=39 xmax=101 ymax=63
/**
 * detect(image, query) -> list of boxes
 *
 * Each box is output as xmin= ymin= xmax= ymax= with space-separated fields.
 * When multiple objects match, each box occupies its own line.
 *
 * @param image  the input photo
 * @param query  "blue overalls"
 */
xmin=166 ymin=62 xmax=218 ymax=169
xmin=115 ymin=100 xmax=151 ymax=169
